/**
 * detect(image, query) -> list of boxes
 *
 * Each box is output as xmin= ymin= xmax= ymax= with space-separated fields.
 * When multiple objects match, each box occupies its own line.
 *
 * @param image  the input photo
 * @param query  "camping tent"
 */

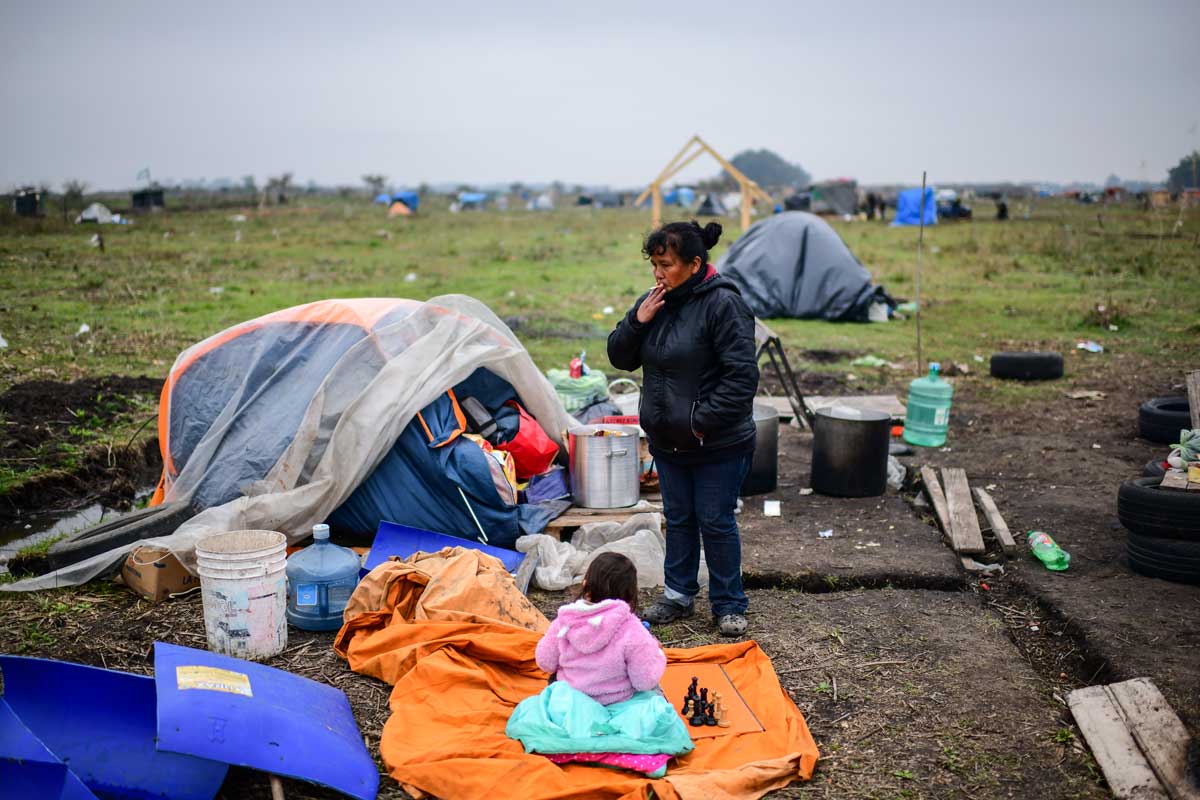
xmin=392 ymin=191 xmax=419 ymax=212
xmin=374 ymin=193 xmax=392 ymax=204
xmin=716 ymin=212 xmax=891 ymax=321
xmin=527 ymin=192 xmax=554 ymax=211
xmin=891 ymin=187 xmax=937 ymax=226
xmin=458 ymin=192 xmax=488 ymax=210
xmin=810 ymin=181 xmax=858 ymax=216
xmin=661 ymin=187 xmax=696 ymax=207
xmin=696 ymin=193 xmax=728 ymax=216
xmin=8 ymin=296 xmax=573 ymax=591
xmin=76 ymin=203 xmax=115 ymax=224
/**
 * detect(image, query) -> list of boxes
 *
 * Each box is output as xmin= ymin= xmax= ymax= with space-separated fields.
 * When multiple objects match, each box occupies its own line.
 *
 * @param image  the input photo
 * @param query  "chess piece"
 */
xmin=690 ymin=703 xmax=705 ymax=727
xmin=689 ymin=676 xmax=699 ymax=697
xmin=704 ymin=700 xmax=718 ymax=726
xmin=717 ymin=700 xmax=731 ymax=728
xmin=700 ymin=687 xmax=708 ymax=705
xmin=682 ymin=698 xmax=693 ymax=718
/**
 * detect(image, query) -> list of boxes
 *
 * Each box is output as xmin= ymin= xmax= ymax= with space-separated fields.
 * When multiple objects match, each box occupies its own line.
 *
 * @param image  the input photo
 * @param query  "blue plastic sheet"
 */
xmin=154 ymin=642 xmax=379 ymax=800
xmin=0 ymin=702 xmax=98 ymax=800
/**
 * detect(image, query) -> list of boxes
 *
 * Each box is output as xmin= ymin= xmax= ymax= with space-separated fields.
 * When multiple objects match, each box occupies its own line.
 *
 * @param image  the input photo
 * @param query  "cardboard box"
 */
xmin=121 ymin=546 xmax=200 ymax=602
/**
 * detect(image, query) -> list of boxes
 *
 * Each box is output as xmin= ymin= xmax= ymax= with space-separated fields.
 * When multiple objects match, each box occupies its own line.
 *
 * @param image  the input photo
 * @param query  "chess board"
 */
xmin=660 ymin=663 xmax=765 ymax=739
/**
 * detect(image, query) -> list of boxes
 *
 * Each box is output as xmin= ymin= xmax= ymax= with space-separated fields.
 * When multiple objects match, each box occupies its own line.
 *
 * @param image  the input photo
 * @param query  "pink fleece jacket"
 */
xmin=535 ymin=598 xmax=666 ymax=705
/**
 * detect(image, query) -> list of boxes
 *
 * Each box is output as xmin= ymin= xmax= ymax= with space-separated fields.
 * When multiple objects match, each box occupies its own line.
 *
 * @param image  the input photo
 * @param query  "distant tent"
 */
xmin=373 ymin=193 xmax=391 ymax=205
xmin=575 ymin=195 xmax=594 ymax=206
xmin=12 ymin=187 xmax=40 ymax=217
xmin=810 ymin=180 xmax=858 ymax=216
xmin=891 ymin=187 xmax=937 ymax=226
xmin=392 ymin=191 xmax=419 ymax=212
xmin=76 ymin=203 xmax=114 ymax=224
xmin=388 ymin=201 xmax=412 ymax=217
xmin=458 ymin=192 xmax=487 ymax=210
xmin=527 ymin=192 xmax=554 ymax=211
xmin=695 ymin=193 xmax=728 ymax=216
xmin=593 ymin=191 xmax=622 ymax=208
xmin=783 ymin=192 xmax=811 ymax=212
xmin=131 ymin=188 xmax=165 ymax=210
xmin=662 ymin=187 xmax=696 ymax=207
xmin=717 ymin=211 xmax=891 ymax=321
xmin=722 ymin=192 xmax=743 ymax=212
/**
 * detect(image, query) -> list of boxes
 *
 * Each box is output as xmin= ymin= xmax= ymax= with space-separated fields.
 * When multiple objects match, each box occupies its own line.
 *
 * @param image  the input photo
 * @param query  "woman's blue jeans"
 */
xmin=655 ymin=452 xmax=752 ymax=617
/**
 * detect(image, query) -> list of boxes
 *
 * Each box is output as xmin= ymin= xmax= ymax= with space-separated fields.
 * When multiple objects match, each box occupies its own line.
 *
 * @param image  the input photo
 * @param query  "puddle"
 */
xmin=0 ymin=489 xmax=153 ymax=570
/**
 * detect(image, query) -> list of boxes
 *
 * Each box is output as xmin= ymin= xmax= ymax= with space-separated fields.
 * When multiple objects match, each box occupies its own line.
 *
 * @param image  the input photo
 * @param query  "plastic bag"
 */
xmin=1167 ymin=429 xmax=1200 ymax=469
xmin=494 ymin=401 xmax=560 ymax=479
xmin=516 ymin=513 xmax=666 ymax=590
xmin=546 ymin=368 xmax=608 ymax=412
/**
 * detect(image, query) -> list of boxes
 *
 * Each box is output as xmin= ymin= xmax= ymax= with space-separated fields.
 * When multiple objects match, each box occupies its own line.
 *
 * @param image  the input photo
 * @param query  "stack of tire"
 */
xmin=1118 ymin=395 xmax=1197 ymax=585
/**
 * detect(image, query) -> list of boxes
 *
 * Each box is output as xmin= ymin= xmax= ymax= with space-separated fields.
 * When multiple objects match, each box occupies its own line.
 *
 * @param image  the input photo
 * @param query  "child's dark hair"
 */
xmin=581 ymin=552 xmax=639 ymax=611
xmin=642 ymin=220 xmax=722 ymax=267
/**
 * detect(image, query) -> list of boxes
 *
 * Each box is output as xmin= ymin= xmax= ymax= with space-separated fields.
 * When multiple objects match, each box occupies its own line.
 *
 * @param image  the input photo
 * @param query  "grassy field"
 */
xmin=1 ymin=196 xmax=1197 ymax=491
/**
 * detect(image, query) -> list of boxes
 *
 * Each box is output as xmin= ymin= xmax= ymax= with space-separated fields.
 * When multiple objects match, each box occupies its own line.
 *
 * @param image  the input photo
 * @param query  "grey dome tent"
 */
xmin=696 ymin=193 xmax=728 ymax=216
xmin=716 ymin=211 xmax=891 ymax=321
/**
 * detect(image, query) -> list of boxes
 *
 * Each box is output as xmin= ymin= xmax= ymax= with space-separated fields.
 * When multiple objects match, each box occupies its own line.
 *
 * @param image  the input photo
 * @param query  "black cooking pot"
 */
xmin=810 ymin=406 xmax=891 ymax=497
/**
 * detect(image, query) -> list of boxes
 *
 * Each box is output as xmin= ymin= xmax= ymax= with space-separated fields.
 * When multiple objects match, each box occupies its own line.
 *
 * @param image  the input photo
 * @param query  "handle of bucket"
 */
xmin=608 ymin=378 xmax=639 ymax=396
xmin=607 ymin=449 xmax=628 ymax=457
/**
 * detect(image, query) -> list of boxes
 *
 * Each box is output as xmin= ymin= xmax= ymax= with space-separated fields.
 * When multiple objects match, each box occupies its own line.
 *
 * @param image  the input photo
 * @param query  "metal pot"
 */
xmin=568 ymin=425 xmax=640 ymax=508
xmin=811 ymin=406 xmax=891 ymax=497
xmin=740 ymin=402 xmax=780 ymax=496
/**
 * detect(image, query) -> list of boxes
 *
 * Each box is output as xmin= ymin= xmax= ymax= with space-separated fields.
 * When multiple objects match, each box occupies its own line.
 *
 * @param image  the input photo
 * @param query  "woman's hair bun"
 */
xmin=700 ymin=221 xmax=722 ymax=249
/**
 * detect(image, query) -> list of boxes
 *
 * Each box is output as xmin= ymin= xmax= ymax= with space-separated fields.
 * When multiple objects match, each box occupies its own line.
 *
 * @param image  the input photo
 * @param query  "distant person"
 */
xmin=608 ymin=221 xmax=758 ymax=637
xmin=866 ymin=192 xmax=879 ymax=220
xmin=878 ymin=198 xmax=887 ymax=222
xmin=996 ymin=199 xmax=1009 ymax=221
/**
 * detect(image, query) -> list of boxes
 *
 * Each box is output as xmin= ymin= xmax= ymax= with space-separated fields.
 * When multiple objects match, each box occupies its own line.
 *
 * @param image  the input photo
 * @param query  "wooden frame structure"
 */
xmin=635 ymin=135 xmax=774 ymax=230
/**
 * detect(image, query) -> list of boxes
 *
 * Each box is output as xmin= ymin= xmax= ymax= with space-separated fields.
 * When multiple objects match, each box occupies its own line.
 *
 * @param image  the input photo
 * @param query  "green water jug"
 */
xmin=902 ymin=362 xmax=953 ymax=447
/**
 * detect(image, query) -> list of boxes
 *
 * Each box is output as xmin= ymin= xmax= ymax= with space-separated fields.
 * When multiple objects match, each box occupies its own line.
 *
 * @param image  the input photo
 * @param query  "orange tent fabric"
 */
xmin=335 ymin=548 xmax=819 ymax=799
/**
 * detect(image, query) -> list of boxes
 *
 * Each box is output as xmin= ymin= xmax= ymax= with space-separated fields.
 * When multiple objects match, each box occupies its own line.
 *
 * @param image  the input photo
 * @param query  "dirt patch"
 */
xmin=501 ymin=314 xmax=603 ymax=340
xmin=0 ymin=376 xmax=162 ymax=524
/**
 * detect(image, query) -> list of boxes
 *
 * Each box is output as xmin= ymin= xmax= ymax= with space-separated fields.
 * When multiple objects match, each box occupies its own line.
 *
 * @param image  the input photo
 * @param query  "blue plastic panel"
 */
xmin=0 ymin=701 xmax=99 ymax=800
xmin=154 ymin=642 xmax=379 ymax=800
xmin=363 ymin=519 xmax=525 ymax=575
xmin=0 ymin=656 xmax=227 ymax=800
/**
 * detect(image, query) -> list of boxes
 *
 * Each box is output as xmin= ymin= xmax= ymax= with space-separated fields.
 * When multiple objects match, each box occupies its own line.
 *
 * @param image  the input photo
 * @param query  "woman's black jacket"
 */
xmin=607 ymin=272 xmax=759 ymax=463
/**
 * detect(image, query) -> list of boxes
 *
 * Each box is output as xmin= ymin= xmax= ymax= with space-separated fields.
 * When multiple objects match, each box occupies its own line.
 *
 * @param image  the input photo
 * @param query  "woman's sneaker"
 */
xmin=641 ymin=596 xmax=694 ymax=625
xmin=715 ymin=613 xmax=748 ymax=637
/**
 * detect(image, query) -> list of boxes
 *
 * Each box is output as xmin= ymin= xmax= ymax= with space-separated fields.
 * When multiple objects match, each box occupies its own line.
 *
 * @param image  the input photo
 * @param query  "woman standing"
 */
xmin=608 ymin=221 xmax=759 ymax=636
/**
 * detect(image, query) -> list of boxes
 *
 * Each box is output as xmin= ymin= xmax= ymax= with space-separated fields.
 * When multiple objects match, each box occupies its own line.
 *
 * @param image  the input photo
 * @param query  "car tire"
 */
xmin=1137 ymin=396 xmax=1191 ymax=444
xmin=1142 ymin=459 xmax=1167 ymax=478
xmin=989 ymin=352 xmax=1064 ymax=381
xmin=1117 ymin=477 xmax=1200 ymax=541
xmin=1126 ymin=531 xmax=1200 ymax=584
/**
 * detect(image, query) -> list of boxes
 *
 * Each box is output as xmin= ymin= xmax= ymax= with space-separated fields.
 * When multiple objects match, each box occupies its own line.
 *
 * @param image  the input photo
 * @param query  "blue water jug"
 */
xmin=902 ymin=362 xmax=954 ymax=448
xmin=285 ymin=524 xmax=361 ymax=631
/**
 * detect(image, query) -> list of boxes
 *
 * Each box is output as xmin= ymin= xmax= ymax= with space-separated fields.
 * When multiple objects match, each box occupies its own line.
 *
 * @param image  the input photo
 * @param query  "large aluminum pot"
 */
xmin=740 ymin=402 xmax=779 ymax=496
xmin=569 ymin=424 xmax=640 ymax=509
xmin=811 ymin=406 xmax=890 ymax=497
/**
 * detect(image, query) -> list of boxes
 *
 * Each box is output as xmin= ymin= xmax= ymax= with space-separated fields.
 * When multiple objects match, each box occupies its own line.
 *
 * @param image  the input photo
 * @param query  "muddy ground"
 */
xmin=0 ymin=357 xmax=1197 ymax=799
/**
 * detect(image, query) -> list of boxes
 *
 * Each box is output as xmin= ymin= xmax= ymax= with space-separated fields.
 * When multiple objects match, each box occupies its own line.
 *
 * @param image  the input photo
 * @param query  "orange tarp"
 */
xmin=335 ymin=548 xmax=819 ymax=800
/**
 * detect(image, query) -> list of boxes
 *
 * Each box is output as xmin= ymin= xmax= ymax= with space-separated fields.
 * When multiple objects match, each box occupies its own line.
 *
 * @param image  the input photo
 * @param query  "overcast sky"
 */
xmin=3 ymin=0 xmax=1197 ymax=191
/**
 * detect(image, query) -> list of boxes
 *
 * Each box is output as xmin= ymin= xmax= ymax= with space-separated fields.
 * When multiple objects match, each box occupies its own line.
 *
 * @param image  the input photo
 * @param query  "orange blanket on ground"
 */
xmin=335 ymin=548 xmax=819 ymax=800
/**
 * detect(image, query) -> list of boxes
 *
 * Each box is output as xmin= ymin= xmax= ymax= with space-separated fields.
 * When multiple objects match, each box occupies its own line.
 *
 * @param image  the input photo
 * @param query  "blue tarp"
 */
xmin=374 ymin=193 xmax=391 ymax=204
xmin=392 ymin=191 xmax=419 ymax=211
xmin=661 ymin=187 xmax=696 ymax=207
xmin=458 ymin=191 xmax=488 ymax=206
xmin=891 ymin=187 xmax=937 ymax=226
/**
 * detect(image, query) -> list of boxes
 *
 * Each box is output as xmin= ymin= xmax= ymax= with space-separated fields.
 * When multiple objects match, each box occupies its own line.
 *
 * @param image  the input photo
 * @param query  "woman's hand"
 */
xmin=636 ymin=285 xmax=666 ymax=324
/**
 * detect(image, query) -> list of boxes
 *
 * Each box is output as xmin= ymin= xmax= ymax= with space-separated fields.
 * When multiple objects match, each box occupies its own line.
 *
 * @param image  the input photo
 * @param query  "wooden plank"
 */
xmin=919 ymin=467 xmax=953 ymax=540
xmin=805 ymin=394 xmax=907 ymax=420
xmin=972 ymin=487 xmax=1018 ymax=556
xmin=940 ymin=468 xmax=986 ymax=555
xmin=1160 ymin=471 xmax=1189 ymax=490
xmin=1186 ymin=370 xmax=1199 ymax=430
xmin=1107 ymin=678 xmax=1200 ymax=800
xmin=757 ymin=396 xmax=797 ymax=420
xmin=1068 ymin=685 xmax=1168 ymax=800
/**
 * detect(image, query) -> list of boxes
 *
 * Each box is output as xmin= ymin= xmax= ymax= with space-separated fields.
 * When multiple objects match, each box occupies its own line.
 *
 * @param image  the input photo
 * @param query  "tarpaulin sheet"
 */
xmin=335 ymin=549 xmax=818 ymax=800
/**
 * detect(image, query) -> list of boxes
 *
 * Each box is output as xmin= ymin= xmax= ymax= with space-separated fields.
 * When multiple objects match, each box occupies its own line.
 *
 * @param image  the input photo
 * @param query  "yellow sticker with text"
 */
xmin=176 ymin=665 xmax=253 ymax=697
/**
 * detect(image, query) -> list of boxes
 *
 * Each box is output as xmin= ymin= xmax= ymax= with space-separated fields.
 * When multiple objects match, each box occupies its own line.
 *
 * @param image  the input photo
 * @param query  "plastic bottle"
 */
xmin=285 ymin=524 xmax=361 ymax=630
xmin=902 ymin=362 xmax=954 ymax=448
xmin=1027 ymin=531 xmax=1070 ymax=571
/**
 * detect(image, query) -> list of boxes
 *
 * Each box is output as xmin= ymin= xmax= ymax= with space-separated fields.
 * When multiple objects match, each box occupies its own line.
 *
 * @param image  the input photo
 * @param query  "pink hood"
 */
xmin=534 ymin=598 xmax=667 ymax=706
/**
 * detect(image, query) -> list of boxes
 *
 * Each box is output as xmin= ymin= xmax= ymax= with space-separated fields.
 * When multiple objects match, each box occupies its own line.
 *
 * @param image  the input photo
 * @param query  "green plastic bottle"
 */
xmin=1027 ymin=531 xmax=1070 ymax=571
xmin=902 ymin=362 xmax=953 ymax=447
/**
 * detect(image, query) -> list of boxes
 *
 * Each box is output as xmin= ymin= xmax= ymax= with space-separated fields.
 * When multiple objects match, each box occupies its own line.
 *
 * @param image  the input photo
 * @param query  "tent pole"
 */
xmin=652 ymin=184 xmax=663 ymax=229
xmin=916 ymin=170 xmax=927 ymax=376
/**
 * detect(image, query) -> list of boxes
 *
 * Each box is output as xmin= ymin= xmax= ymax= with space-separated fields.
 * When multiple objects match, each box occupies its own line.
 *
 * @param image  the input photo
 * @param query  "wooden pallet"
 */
xmin=544 ymin=494 xmax=663 ymax=539
xmin=1068 ymin=678 xmax=1200 ymax=800
xmin=1160 ymin=470 xmax=1200 ymax=492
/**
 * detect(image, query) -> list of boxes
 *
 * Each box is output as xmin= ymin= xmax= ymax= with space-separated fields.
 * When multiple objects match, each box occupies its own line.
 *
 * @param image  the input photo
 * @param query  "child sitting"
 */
xmin=509 ymin=553 xmax=692 ymax=777
xmin=535 ymin=552 xmax=666 ymax=704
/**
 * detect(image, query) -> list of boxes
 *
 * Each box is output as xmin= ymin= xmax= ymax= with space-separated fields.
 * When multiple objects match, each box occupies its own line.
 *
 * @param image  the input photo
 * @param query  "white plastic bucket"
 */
xmin=195 ymin=529 xmax=288 ymax=661
xmin=608 ymin=378 xmax=640 ymax=416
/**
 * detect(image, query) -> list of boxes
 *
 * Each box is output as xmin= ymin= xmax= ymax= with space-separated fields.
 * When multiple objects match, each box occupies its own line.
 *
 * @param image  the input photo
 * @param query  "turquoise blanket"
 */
xmin=506 ymin=681 xmax=695 ymax=756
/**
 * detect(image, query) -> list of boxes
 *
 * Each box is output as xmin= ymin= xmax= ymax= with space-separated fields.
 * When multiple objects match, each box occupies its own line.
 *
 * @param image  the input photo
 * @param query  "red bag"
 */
xmin=495 ymin=401 xmax=560 ymax=480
